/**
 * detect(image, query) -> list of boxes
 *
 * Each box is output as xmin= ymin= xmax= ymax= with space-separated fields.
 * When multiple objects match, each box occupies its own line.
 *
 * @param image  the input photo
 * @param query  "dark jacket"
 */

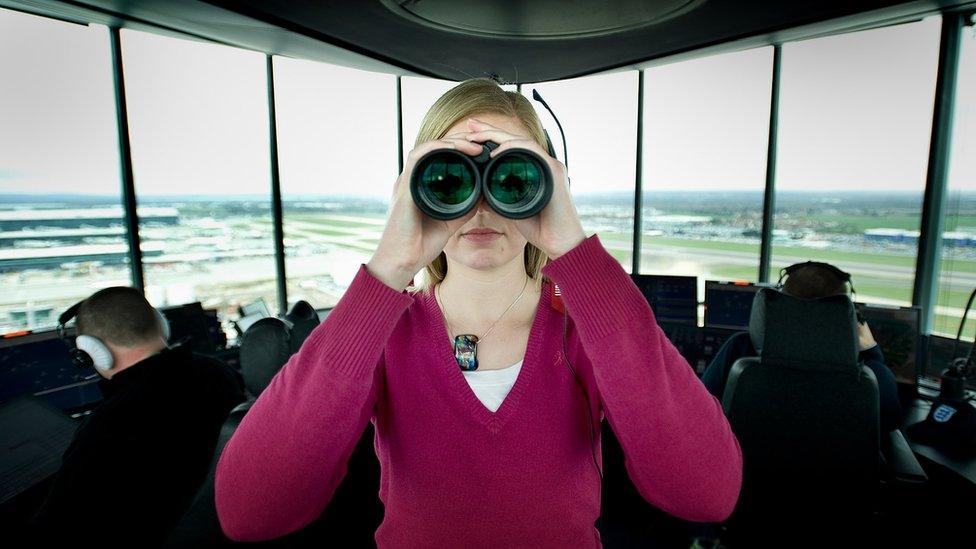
xmin=700 ymin=331 xmax=903 ymax=433
xmin=28 ymin=343 xmax=245 ymax=547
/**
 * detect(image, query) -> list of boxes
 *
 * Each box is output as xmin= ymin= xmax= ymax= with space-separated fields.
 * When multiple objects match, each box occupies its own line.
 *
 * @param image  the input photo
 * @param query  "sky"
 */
xmin=0 ymin=8 xmax=973 ymax=199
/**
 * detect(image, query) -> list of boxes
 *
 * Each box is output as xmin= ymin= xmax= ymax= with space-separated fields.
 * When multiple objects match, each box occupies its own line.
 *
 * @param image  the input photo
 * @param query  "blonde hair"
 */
xmin=408 ymin=78 xmax=552 ymax=297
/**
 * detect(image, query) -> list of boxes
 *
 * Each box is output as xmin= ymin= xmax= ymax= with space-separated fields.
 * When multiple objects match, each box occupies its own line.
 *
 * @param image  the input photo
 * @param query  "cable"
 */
xmin=950 ymin=286 xmax=976 ymax=369
xmin=531 ymin=89 xmax=569 ymax=170
xmin=561 ymin=306 xmax=604 ymax=481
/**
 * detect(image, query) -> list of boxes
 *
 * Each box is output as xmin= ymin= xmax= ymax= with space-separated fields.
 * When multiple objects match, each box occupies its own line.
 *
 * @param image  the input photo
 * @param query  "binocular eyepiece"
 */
xmin=410 ymin=140 xmax=553 ymax=221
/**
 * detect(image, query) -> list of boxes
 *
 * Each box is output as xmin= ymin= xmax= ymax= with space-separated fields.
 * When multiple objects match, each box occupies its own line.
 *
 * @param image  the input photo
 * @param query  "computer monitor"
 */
xmin=161 ymin=302 xmax=218 ymax=354
xmin=658 ymin=322 xmax=739 ymax=376
xmin=236 ymin=299 xmax=273 ymax=335
xmin=0 ymin=396 xmax=79 ymax=505
xmin=0 ymin=328 xmax=103 ymax=413
xmin=704 ymin=281 xmax=765 ymax=331
xmin=856 ymin=303 xmax=921 ymax=386
xmin=921 ymin=334 xmax=976 ymax=392
xmin=629 ymin=274 xmax=698 ymax=326
xmin=240 ymin=299 xmax=271 ymax=319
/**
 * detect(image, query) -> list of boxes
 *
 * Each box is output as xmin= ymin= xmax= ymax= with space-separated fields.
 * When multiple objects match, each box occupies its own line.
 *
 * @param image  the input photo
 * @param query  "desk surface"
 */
xmin=902 ymin=396 xmax=976 ymax=485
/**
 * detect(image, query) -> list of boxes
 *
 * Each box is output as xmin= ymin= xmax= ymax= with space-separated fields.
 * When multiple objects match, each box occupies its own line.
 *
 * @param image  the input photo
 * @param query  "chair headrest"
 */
xmin=286 ymin=300 xmax=319 ymax=324
xmin=748 ymin=288 xmax=860 ymax=372
xmin=239 ymin=316 xmax=292 ymax=395
xmin=284 ymin=300 xmax=320 ymax=355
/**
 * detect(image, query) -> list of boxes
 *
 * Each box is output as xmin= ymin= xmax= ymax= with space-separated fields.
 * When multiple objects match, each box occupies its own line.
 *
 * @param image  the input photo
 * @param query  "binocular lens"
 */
xmin=417 ymin=157 xmax=476 ymax=206
xmin=410 ymin=140 xmax=552 ymax=221
xmin=486 ymin=152 xmax=542 ymax=206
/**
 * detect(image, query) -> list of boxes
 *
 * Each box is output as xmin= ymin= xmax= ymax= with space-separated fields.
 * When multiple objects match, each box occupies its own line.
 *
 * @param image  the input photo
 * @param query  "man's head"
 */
xmin=780 ymin=262 xmax=851 ymax=299
xmin=75 ymin=287 xmax=168 ymax=379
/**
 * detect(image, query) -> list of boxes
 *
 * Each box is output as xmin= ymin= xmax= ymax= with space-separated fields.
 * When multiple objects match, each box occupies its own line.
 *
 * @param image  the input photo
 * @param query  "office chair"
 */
xmin=284 ymin=300 xmax=320 ymax=357
xmin=720 ymin=288 xmax=882 ymax=546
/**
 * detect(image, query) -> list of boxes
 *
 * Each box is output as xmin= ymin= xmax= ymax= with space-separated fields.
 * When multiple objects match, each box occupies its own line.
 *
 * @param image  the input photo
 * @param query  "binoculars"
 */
xmin=410 ymin=140 xmax=553 ymax=221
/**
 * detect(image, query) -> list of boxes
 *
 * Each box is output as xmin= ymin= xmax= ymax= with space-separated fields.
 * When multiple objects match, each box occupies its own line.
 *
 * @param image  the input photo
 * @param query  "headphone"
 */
xmin=776 ymin=260 xmax=863 ymax=323
xmin=57 ymin=299 xmax=171 ymax=373
xmin=776 ymin=261 xmax=854 ymax=293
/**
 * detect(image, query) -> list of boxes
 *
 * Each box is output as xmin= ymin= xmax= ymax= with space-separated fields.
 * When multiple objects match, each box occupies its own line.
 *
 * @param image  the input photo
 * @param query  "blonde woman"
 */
xmin=215 ymin=78 xmax=742 ymax=547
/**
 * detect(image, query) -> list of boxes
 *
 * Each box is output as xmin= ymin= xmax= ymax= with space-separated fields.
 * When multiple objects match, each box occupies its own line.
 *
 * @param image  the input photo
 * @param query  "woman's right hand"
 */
xmin=366 ymin=134 xmax=485 ymax=291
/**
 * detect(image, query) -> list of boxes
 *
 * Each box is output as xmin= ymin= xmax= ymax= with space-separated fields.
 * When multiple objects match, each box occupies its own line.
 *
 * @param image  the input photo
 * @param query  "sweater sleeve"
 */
xmin=540 ymin=234 xmax=743 ymax=523
xmin=215 ymin=263 xmax=414 ymax=542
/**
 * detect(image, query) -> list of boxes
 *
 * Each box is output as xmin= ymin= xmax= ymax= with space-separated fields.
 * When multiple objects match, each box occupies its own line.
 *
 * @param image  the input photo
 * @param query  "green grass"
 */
xmin=606 ymin=248 xmax=631 ymax=265
xmin=286 ymin=226 xmax=360 ymax=238
xmin=596 ymin=231 xmax=976 ymax=325
xmin=640 ymin=212 xmax=976 ymax=234
xmin=815 ymin=213 xmax=976 ymax=234
xmin=703 ymin=265 xmax=761 ymax=282
xmin=597 ymin=231 xmax=976 ymax=274
xmin=286 ymin=214 xmax=385 ymax=228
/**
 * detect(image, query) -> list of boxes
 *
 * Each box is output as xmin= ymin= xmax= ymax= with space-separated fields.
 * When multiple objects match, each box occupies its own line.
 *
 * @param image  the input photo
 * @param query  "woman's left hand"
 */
xmin=463 ymin=117 xmax=586 ymax=259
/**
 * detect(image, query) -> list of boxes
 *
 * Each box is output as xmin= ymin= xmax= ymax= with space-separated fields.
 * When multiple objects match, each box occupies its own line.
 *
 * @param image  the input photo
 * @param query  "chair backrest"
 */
xmin=721 ymin=288 xmax=881 ymax=541
xmin=239 ymin=317 xmax=293 ymax=397
xmin=285 ymin=300 xmax=320 ymax=356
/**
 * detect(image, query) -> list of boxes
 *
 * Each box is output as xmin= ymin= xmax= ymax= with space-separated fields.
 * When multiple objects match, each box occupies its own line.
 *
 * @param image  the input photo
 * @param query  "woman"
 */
xmin=215 ymin=78 xmax=742 ymax=547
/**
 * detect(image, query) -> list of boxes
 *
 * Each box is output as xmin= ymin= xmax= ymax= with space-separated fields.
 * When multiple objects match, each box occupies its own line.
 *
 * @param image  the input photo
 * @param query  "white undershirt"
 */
xmin=461 ymin=359 xmax=524 ymax=413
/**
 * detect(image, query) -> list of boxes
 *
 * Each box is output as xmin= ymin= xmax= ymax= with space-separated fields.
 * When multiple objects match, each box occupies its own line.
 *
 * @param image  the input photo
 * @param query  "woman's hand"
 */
xmin=366 ymin=137 xmax=484 ymax=291
xmin=463 ymin=117 xmax=586 ymax=259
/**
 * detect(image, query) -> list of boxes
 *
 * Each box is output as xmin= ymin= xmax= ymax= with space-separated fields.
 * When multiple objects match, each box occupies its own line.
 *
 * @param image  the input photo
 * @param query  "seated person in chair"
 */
xmin=700 ymin=261 xmax=902 ymax=433
xmin=29 ymin=287 xmax=246 ymax=546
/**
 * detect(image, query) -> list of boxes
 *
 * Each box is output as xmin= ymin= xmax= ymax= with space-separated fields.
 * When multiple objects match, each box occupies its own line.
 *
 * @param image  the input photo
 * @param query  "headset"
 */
xmin=775 ymin=261 xmax=855 ymax=294
xmin=57 ymin=298 xmax=171 ymax=373
xmin=776 ymin=260 xmax=863 ymax=324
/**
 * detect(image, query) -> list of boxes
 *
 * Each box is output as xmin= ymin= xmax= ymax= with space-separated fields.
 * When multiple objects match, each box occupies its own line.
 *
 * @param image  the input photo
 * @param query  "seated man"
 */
xmin=700 ymin=262 xmax=903 ymax=433
xmin=29 ymin=287 xmax=246 ymax=546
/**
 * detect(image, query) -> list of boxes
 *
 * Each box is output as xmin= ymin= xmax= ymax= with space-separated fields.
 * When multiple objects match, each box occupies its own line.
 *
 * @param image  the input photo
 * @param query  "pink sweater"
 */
xmin=215 ymin=234 xmax=742 ymax=547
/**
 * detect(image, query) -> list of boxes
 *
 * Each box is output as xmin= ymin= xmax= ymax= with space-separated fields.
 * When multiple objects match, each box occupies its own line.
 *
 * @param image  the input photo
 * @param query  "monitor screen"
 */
xmin=629 ymin=274 xmax=698 ymax=326
xmin=236 ymin=299 xmax=272 ymax=337
xmin=659 ymin=322 xmax=739 ymax=376
xmin=856 ymin=303 xmax=920 ymax=386
xmin=161 ymin=302 xmax=217 ymax=354
xmin=704 ymin=281 xmax=764 ymax=331
xmin=0 ymin=329 xmax=103 ymax=412
xmin=241 ymin=299 xmax=270 ymax=319
xmin=922 ymin=334 xmax=976 ymax=391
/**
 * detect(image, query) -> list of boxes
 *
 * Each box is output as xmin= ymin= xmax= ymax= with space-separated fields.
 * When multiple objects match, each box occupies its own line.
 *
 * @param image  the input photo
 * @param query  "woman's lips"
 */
xmin=463 ymin=232 xmax=501 ymax=243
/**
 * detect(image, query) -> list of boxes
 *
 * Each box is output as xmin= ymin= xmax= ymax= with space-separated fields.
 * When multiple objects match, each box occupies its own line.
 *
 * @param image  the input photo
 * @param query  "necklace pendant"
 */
xmin=453 ymin=334 xmax=480 ymax=371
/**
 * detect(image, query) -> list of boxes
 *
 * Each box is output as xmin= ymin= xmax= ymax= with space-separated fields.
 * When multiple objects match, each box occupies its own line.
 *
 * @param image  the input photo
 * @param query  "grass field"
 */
xmin=596 ymin=231 xmax=976 ymax=329
xmin=267 ymin=213 xmax=976 ymax=337
xmin=599 ymin=233 xmax=976 ymax=274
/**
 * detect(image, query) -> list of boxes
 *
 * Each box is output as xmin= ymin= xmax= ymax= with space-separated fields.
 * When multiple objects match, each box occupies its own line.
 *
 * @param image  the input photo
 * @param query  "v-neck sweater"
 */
xmin=215 ymin=234 xmax=743 ymax=547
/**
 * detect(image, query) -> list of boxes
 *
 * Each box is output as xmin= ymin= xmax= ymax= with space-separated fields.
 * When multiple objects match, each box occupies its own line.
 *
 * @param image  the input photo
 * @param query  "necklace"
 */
xmin=436 ymin=275 xmax=529 ymax=371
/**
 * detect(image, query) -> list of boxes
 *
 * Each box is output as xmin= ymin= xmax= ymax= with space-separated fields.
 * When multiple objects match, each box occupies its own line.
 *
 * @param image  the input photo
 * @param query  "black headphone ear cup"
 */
xmin=70 ymin=347 xmax=94 ymax=369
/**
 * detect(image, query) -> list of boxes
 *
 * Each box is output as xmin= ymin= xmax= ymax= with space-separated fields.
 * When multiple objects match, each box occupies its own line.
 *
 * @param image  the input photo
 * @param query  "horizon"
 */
xmin=0 ymin=188 xmax=968 ymax=201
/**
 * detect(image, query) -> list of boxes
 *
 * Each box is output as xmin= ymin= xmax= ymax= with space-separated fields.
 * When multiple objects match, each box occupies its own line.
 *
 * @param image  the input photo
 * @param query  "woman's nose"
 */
xmin=475 ymin=194 xmax=491 ymax=213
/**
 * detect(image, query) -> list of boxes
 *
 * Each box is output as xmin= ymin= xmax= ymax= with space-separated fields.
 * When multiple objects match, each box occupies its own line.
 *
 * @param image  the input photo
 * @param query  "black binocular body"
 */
xmin=410 ymin=140 xmax=553 ymax=221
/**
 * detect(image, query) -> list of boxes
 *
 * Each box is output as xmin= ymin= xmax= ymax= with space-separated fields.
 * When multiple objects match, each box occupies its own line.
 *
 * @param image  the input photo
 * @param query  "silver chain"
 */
xmin=437 ymin=275 xmax=529 ymax=342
